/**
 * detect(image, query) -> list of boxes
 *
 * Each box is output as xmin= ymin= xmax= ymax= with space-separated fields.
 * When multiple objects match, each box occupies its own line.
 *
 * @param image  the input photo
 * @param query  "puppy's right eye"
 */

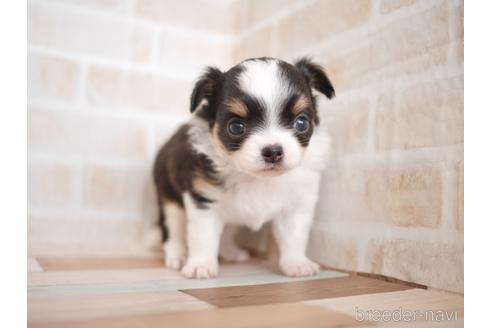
xmin=228 ymin=120 xmax=245 ymax=136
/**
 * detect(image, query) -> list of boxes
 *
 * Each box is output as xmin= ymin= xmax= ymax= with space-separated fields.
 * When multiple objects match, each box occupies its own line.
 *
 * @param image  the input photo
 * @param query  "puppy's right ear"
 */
xmin=190 ymin=66 xmax=223 ymax=114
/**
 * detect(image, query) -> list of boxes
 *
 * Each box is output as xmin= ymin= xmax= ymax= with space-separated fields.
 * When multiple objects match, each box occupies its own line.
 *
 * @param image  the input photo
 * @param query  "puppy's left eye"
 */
xmin=228 ymin=120 xmax=246 ymax=135
xmin=293 ymin=115 xmax=309 ymax=132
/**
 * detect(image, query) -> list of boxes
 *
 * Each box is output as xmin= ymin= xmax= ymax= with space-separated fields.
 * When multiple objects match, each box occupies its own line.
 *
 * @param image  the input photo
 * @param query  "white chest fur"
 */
xmin=214 ymin=166 xmax=322 ymax=230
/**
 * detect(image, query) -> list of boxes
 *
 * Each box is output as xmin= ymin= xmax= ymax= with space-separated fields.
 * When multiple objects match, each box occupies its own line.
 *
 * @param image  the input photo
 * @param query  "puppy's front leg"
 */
xmin=273 ymin=202 xmax=320 ymax=277
xmin=181 ymin=193 xmax=223 ymax=279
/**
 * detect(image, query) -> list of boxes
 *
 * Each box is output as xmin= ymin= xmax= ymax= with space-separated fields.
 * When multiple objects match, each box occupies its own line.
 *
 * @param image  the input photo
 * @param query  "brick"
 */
xmin=321 ymin=2 xmax=450 ymax=91
xmin=375 ymin=76 xmax=463 ymax=150
xmin=86 ymin=66 xmax=192 ymax=113
xmin=28 ymin=2 xmax=153 ymax=63
xmin=153 ymin=120 xmax=186 ymax=153
xmin=28 ymin=107 xmax=147 ymax=160
xmin=323 ymin=44 xmax=448 ymax=92
xmin=308 ymin=229 xmax=359 ymax=270
xmin=451 ymin=38 xmax=464 ymax=64
xmin=456 ymin=161 xmax=463 ymax=232
xmin=154 ymin=127 xmax=176 ymax=151
xmin=317 ymin=166 xmax=442 ymax=228
xmin=365 ymin=241 xmax=385 ymax=274
xmin=371 ymin=239 xmax=463 ymax=293
xmin=365 ymin=167 xmax=442 ymax=228
xmin=380 ymin=0 xmax=417 ymax=15
xmin=41 ymin=0 xmax=129 ymax=13
xmin=135 ymin=0 xmax=238 ymax=35
xmin=316 ymin=167 xmax=369 ymax=227
xmin=28 ymin=162 xmax=75 ymax=209
xmin=319 ymin=97 xmax=370 ymax=155
xmin=449 ymin=1 xmax=464 ymax=63
xmin=244 ymin=0 xmax=298 ymax=28
xmin=28 ymin=53 xmax=79 ymax=102
xmin=83 ymin=165 xmax=151 ymax=212
xmin=157 ymin=31 xmax=233 ymax=75
xmin=28 ymin=218 xmax=144 ymax=248
xmin=233 ymin=25 xmax=273 ymax=63
xmin=449 ymin=0 xmax=464 ymax=40
xmin=277 ymin=0 xmax=371 ymax=56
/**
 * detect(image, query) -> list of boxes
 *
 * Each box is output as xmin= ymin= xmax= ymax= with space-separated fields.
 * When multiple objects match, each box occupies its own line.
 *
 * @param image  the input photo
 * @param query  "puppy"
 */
xmin=153 ymin=57 xmax=335 ymax=279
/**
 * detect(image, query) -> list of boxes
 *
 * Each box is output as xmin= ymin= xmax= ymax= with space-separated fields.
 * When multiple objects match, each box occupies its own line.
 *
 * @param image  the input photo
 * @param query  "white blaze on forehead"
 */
xmin=238 ymin=59 xmax=291 ymax=125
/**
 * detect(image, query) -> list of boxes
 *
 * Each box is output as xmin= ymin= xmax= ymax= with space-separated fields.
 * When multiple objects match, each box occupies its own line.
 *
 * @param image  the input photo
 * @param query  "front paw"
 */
xmin=280 ymin=257 xmax=320 ymax=277
xmin=182 ymin=258 xmax=218 ymax=279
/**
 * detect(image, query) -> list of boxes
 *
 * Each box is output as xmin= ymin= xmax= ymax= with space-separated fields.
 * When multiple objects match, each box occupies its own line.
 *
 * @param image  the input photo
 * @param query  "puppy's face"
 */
xmin=191 ymin=58 xmax=334 ymax=176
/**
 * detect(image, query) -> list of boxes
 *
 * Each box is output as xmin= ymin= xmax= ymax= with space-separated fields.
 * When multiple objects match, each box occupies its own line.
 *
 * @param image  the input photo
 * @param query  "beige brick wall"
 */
xmin=248 ymin=0 xmax=462 ymax=292
xmin=28 ymin=0 xmax=463 ymax=292
xmin=27 ymin=0 xmax=234 ymax=253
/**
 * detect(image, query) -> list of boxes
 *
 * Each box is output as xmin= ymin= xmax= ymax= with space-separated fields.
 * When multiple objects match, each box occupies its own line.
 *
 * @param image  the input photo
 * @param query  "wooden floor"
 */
xmin=28 ymin=255 xmax=464 ymax=327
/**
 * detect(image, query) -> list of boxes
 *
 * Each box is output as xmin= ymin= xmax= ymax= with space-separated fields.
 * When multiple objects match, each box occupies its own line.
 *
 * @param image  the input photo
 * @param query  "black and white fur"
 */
xmin=153 ymin=57 xmax=335 ymax=279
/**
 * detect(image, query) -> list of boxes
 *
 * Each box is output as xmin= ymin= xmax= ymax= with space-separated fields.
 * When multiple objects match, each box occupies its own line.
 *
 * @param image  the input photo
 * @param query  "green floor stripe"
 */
xmin=28 ymin=270 xmax=347 ymax=297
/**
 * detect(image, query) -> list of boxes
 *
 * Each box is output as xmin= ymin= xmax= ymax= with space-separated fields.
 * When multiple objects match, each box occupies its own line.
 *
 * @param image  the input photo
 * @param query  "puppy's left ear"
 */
xmin=294 ymin=57 xmax=335 ymax=99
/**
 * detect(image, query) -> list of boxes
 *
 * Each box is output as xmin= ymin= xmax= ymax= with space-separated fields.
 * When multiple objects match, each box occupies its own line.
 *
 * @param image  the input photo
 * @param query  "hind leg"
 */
xmin=162 ymin=202 xmax=187 ymax=270
xmin=219 ymin=225 xmax=250 ymax=262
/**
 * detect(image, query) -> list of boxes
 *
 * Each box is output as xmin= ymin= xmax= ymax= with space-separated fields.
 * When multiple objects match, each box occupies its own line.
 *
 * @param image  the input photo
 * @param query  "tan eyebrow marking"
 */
xmin=225 ymin=98 xmax=248 ymax=117
xmin=292 ymin=95 xmax=311 ymax=115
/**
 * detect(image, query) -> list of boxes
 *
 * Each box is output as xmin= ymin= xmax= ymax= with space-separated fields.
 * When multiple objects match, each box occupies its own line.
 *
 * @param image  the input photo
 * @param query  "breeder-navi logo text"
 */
xmin=355 ymin=307 xmax=458 ymax=322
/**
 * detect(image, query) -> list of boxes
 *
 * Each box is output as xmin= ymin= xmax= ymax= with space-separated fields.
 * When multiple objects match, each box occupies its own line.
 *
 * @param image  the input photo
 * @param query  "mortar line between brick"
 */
xmin=439 ymin=162 xmax=459 ymax=233
xmin=323 ymin=66 xmax=464 ymax=103
xmin=28 ymin=151 xmax=150 ymax=170
xmin=312 ymin=220 xmax=464 ymax=244
xmin=367 ymin=93 xmax=378 ymax=153
xmin=29 ymin=0 xmax=236 ymax=43
xmin=149 ymin=27 xmax=161 ymax=66
xmin=235 ymin=0 xmax=316 ymax=40
xmin=285 ymin=0 xmax=446 ymax=60
xmin=27 ymin=45 xmax=196 ymax=81
xmin=72 ymin=162 xmax=84 ymax=211
xmin=76 ymin=62 xmax=88 ymax=106
xmin=125 ymin=0 xmax=136 ymax=17
xmin=371 ymin=0 xmax=381 ymax=20
xmin=27 ymin=98 xmax=189 ymax=124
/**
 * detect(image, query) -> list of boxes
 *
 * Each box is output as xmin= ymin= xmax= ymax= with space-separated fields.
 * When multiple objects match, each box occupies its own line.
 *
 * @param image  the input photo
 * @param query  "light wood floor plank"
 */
xmin=28 ymin=290 xmax=214 ymax=323
xmin=36 ymin=257 xmax=165 ymax=271
xmin=27 ymin=257 xmax=463 ymax=328
xmin=28 ymin=268 xmax=182 ymax=287
xmin=304 ymin=289 xmax=464 ymax=327
xmin=28 ymin=302 xmax=365 ymax=328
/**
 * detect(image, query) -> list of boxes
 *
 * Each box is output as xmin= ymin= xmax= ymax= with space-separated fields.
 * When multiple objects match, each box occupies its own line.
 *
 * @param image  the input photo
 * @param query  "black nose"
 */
xmin=261 ymin=145 xmax=284 ymax=164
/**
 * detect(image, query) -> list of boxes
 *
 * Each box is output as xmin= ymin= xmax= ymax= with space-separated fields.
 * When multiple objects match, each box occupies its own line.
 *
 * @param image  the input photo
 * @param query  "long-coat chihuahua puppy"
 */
xmin=153 ymin=57 xmax=334 ymax=279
